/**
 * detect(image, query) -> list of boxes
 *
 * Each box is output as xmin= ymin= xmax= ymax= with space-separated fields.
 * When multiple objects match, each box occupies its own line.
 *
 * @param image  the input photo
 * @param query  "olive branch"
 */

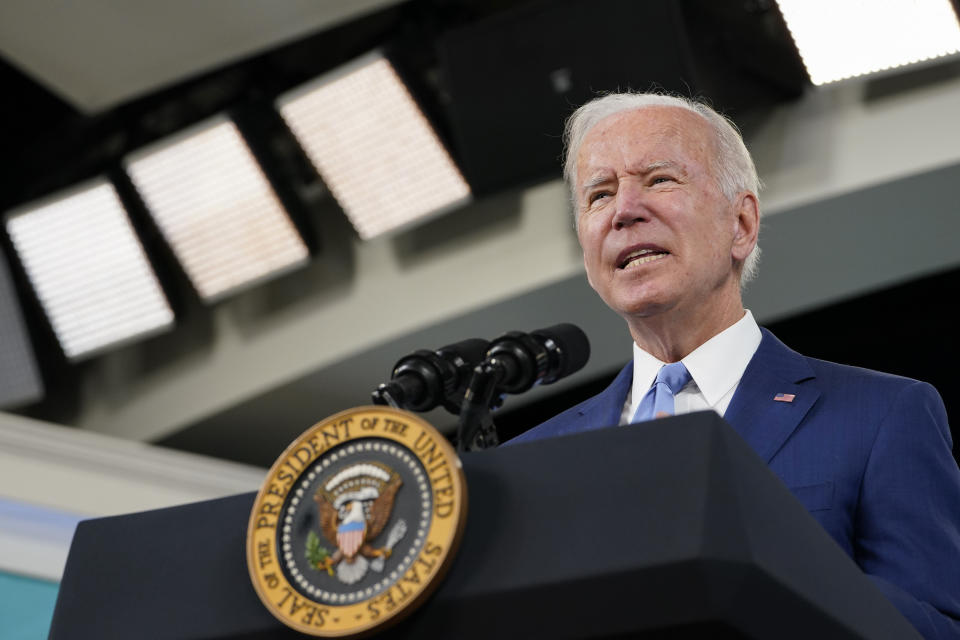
xmin=305 ymin=531 xmax=330 ymax=570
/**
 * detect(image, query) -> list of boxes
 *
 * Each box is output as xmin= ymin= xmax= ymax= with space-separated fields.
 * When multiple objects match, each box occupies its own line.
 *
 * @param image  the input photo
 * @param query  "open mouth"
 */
xmin=618 ymin=248 xmax=669 ymax=269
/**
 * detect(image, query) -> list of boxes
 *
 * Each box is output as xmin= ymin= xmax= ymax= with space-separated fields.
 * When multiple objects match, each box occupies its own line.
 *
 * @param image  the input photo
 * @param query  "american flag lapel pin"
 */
xmin=774 ymin=393 xmax=796 ymax=403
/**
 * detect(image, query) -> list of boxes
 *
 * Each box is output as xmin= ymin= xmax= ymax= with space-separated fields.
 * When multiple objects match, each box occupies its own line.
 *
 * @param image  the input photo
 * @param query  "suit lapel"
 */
xmin=724 ymin=329 xmax=820 ymax=463
xmin=564 ymin=361 xmax=633 ymax=436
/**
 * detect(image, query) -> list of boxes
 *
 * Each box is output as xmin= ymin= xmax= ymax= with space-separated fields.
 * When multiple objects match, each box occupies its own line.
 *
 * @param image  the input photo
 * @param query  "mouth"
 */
xmin=617 ymin=246 xmax=670 ymax=270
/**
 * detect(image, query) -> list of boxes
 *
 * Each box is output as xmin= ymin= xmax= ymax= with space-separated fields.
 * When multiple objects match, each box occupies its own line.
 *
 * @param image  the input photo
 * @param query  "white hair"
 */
xmin=563 ymin=92 xmax=762 ymax=285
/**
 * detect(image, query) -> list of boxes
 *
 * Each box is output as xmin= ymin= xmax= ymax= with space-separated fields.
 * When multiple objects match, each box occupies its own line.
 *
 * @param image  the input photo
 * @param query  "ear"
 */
xmin=731 ymin=192 xmax=760 ymax=262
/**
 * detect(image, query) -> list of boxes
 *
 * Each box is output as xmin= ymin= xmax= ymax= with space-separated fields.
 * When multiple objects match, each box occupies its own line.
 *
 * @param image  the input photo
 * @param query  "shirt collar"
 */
xmin=631 ymin=310 xmax=762 ymax=408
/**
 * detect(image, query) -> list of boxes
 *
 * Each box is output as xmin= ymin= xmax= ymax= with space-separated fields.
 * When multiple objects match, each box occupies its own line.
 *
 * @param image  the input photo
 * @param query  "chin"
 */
xmin=611 ymin=295 xmax=675 ymax=319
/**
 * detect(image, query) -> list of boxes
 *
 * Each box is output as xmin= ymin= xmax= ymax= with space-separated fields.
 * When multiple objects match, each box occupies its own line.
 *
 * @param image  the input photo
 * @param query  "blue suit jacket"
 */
xmin=510 ymin=329 xmax=960 ymax=638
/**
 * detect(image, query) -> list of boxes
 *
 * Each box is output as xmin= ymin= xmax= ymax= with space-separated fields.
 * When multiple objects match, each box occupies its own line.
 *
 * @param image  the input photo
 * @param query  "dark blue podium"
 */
xmin=49 ymin=412 xmax=920 ymax=639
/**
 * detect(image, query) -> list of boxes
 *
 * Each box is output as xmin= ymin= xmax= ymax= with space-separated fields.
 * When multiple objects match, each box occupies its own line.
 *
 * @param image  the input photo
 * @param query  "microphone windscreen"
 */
xmin=531 ymin=323 xmax=590 ymax=379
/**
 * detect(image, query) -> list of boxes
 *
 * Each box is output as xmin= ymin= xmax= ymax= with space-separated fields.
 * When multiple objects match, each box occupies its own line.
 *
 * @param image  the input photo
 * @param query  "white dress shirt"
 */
xmin=620 ymin=310 xmax=763 ymax=425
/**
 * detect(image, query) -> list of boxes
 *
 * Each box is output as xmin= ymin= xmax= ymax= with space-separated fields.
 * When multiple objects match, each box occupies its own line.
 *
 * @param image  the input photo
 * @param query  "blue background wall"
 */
xmin=0 ymin=572 xmax=58 ymax=639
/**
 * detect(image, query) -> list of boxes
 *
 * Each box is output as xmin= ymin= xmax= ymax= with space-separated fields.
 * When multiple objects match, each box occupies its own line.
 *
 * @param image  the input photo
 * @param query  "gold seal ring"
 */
xmin=247 ymin=406 xmax=467 ymax=637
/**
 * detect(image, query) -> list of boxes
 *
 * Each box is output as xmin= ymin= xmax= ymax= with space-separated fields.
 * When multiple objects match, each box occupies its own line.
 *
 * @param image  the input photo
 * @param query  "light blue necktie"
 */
xmin=632 ymin=362 xmax=692 ymax=423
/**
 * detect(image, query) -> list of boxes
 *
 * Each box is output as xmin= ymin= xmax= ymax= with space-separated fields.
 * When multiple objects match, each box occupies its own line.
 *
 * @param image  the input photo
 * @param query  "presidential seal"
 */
xmin=246 ymin=406 xmax=467 ymax=637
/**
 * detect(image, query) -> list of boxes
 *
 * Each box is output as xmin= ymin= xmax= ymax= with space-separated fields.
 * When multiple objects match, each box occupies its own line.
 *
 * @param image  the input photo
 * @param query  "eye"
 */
xmin=651 ymin=175 xmax=674 ymax=185
xmin=588 ymin=191 xmax=611 ymax=204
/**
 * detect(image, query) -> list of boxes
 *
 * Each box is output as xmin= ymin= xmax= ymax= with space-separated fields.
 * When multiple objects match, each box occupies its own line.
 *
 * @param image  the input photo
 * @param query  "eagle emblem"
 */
xmin=309 ymin=462 xmax=407 ymax=585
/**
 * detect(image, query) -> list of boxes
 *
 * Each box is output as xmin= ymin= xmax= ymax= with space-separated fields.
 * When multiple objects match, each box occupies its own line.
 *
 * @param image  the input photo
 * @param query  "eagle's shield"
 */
xmin=337 ymin=520 xmax=364 ymax=558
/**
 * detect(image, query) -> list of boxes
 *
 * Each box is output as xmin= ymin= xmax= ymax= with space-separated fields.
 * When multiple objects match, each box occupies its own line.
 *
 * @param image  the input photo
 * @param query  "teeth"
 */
xmin=622 ymin=252 xmax=667 ymax=269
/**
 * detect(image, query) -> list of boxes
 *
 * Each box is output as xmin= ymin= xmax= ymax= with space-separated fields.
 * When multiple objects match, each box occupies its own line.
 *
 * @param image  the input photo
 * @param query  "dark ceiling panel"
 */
xmin=438 ymin=0 xmax=695 ymax=194
xmin=437 ymin=0 xmax=807 ymax=195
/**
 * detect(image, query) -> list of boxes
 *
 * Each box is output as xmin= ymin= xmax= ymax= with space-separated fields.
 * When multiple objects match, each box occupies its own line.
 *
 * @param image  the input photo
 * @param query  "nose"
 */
xmin=611 ymin=181 xmax=648 ymax=230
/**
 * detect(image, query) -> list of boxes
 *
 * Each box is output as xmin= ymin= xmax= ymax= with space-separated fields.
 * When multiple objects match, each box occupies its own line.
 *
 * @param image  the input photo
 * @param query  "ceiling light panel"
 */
xmin=125 ymin=117 xmax=310 ymax=301
xmin=776 ymin=0 xmax=960 ymax=85
xmin=5 ymin=181 xmax=174 ymax=361
xmin=278 ymin=53 xmax=471 ymax=240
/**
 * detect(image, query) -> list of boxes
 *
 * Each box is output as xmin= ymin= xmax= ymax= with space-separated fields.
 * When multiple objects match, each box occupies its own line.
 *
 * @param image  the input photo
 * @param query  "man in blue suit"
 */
xmin=510 ymin=92 xmax=960 ymax=638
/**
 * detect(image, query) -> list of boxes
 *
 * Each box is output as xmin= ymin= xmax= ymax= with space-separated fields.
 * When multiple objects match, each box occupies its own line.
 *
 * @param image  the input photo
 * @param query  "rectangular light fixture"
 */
xmin=277 ymin=52 xmax=472 ymax=240
xmin=776 ymin=0 xmax=960 ymax=85
xmin=0 ymin=247 xmax=44 ymax=408
xmin=5 ymin=181 xmax=175 ymax=361
xmin=125 ymin=116 xmax=310 ymax=301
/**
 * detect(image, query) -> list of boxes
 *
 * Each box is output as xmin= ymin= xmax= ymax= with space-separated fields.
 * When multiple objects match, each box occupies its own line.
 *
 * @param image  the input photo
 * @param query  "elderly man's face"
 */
xmin=575 ymin=106 xmax=752 ymax=324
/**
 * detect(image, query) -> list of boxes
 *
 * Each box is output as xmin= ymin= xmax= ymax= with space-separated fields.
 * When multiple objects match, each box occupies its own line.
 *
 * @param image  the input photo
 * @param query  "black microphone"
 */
xmin=482 ymin=323 xmax=591 ymax=394
xmin=372 ymin=338 xmax=490 ymax=413
xmin=456 ymin=323 xmax=590 ymax=451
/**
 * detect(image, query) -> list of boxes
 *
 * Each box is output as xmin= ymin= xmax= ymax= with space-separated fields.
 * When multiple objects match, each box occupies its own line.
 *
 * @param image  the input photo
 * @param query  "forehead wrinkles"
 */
xmin=577 ymin=116 xmax=714 ymax=190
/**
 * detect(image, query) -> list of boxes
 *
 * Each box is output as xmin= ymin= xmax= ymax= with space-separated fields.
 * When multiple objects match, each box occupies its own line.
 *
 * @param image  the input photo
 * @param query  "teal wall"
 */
xmin=0 ymin=572 xmax=59 ymax=639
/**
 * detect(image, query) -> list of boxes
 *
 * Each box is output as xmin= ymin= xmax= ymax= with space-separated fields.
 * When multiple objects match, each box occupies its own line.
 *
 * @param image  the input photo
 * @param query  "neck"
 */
xmin=626 ymin=291 xmax=745 ymax=363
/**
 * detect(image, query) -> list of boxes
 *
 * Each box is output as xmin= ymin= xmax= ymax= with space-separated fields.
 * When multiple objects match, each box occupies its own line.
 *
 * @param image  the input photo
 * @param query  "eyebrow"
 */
xmin=644 ymin=160 xmax=681 ymax=174
xmin=579 ymin=161 xmax=682 ymax=195
xmin=580 ymin=175 xmax=612 ymax=195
